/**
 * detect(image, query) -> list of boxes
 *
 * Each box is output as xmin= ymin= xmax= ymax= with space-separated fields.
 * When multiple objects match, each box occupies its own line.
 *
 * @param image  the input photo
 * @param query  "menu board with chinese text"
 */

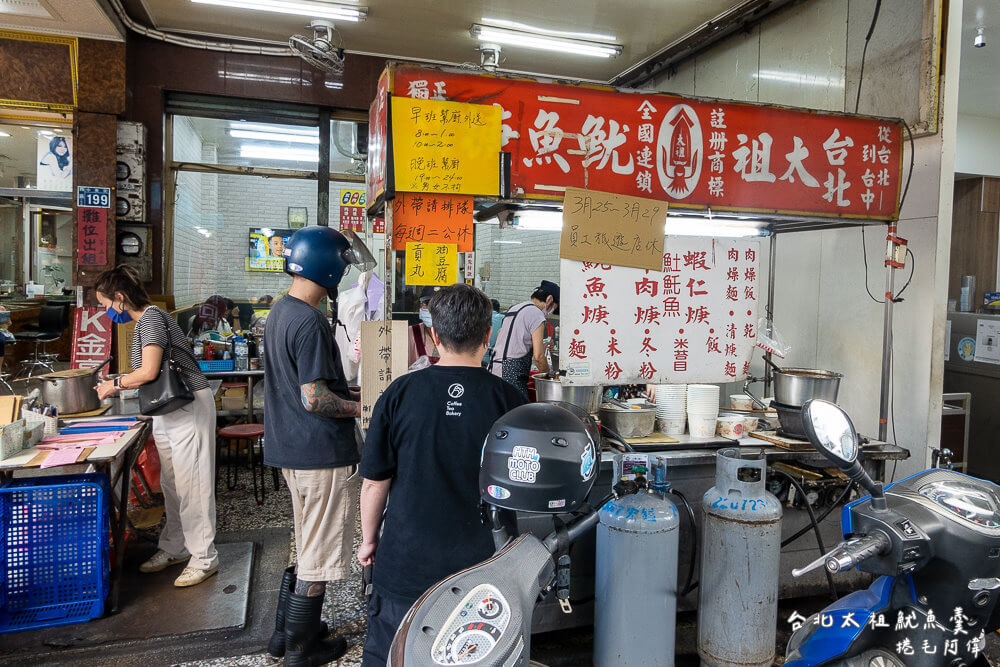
xmin=559 ymin=237 xmax=760 ymax=385
xmin=360 ymin=320 xmax=408 ymax=430
xmin=405 ymin=242 xmax=457 ymax=287
xmin=391 ymin=97 xmax=501 ymax=196
xmin=391 ymin=192 xmax=473 ymax=252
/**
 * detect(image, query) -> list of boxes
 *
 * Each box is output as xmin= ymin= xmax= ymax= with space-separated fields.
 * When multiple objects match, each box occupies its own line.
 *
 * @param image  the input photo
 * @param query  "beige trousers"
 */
xmin=282 ymin=465 xmax=359 ymax=581
xmin=152 ymin=388 xmax=219 ymax=571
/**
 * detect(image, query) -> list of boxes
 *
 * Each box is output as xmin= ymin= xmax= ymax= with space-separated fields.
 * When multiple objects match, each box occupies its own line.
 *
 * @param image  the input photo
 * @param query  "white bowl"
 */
xmin=730 ymin=395 xmax=755 ymax=411
xmin=657 ymin=416 xmax=686 ymax=435
xmin=716 ymin=415 xmax=745 ymax=438
xmin=688 ymin=415 xmax=717 ymax=438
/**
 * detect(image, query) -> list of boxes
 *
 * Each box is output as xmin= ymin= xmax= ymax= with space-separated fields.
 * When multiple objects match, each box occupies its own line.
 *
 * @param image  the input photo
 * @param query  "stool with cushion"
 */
xmin=217 ymin=423 xmax=278 ymax=504
xmin=15 ymin=304 xmax=69 ymax=377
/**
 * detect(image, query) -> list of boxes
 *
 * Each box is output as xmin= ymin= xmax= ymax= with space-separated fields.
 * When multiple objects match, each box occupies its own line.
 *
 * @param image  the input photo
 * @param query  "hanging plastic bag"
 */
xmin=755 ymin=316 xmax=791 ymax=358
xmin=335 ymin=278 xmax=368 ymax=382
xmin=409 ymin=355 xmax=432 ymax=372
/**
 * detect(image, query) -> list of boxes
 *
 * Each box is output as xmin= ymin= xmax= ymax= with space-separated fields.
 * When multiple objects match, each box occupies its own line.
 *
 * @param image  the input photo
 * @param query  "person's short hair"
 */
xmin=491 ymin=298 xmax=501 ymax=312
xmin=428 ymin=284 xmax=492 ymax=355
xmin=95 ymin=265 xmax=151 ymax=310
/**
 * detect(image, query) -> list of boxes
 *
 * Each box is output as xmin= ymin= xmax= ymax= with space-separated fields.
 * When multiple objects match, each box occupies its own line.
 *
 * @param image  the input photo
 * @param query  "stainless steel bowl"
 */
xmin=773 ymin=368 xmax=842 ymax=407
xmin=599 ymin=403 xmax=656 ymax=438
xmin=533 ymin=374 xmax=603 ymax=414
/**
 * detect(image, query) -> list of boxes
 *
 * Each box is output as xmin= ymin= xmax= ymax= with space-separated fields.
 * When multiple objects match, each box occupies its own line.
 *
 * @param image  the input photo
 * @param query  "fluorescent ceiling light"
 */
xmin=513 ymin=210 xmax=563 ymax=231
xmin=0 ymin=131 xmax=9 ymax=138
xmin=664 ymin=217 xmax=767 ymax=238
xmin=493 ymin=240 xmax=523 ymax=245
xmin=229 ymin=122 xmax=317 ymax=136
xmin=471 ymin=24 xmax=622 ymax=58
xmin=190 ymin=0 xmax=366 ymax=21
xmin=754 ymin=70 xmax=844 ymax=88
xmin=481 ymin=17 xmax=614 ymax=42
xmin=230 ymin=129 xmax=320 ymax=145
xmin=37 ymin=129 xmax=54 ymax=136
xmin=240 ymin=144 xmax=319 ymax=162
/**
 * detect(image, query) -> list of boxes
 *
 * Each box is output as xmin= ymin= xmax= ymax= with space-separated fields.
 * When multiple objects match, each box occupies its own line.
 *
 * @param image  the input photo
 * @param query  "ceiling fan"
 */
xmin=289 ymin=20 xmax=346 ymax=75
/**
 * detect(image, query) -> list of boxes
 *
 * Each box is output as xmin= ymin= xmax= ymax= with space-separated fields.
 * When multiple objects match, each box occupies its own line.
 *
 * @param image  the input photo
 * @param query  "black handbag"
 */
xmin=138 ymin=308 xmax=194 ymax=416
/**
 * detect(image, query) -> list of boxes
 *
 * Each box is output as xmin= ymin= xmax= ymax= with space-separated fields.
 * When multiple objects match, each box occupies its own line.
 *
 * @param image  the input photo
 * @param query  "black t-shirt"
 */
xmin=263 ymin=295 xmax=357 ymax=469
xmin=360 ymin=365 xmax=526 ymax=600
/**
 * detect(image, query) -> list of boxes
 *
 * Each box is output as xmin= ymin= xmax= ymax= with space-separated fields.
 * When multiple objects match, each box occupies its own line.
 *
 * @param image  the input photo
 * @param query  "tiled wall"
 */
xmin=474 ymin=224 xmax=560 ymax=310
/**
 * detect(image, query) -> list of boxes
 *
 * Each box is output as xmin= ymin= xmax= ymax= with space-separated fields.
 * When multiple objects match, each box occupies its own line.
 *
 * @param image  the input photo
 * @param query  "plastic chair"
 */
xmin=216 ymin=423 xmax=278 ymax=505
xmin=15 ymin=304 xmax=69 ymax=377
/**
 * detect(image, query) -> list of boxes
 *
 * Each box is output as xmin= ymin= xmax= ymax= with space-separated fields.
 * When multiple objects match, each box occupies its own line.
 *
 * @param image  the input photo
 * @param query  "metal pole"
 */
xmin=318 ymin=109 xmax=331 ymax=226
xmin=878 ymin=225 xmax=896 ymax=442
xmin=764 ymin=232 xmax=777 ymax=396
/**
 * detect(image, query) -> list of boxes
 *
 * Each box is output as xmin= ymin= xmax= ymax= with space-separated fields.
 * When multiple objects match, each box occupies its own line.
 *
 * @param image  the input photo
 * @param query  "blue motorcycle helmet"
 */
xmin=283 ymin=226 xmax=376 ymax=288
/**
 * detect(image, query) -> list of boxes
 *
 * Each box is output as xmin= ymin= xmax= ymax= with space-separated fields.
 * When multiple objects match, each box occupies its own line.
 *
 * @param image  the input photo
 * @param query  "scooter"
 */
xmin=784 ymin=399 xmax=1000 ymax=667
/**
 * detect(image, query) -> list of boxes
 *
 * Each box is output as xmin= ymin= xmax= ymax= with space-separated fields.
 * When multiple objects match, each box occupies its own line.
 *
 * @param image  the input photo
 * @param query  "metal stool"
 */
xmin=15 ymin=304 xmax=68 ymax=378
xmin=216 ymin=423 xmax=277 ymax=505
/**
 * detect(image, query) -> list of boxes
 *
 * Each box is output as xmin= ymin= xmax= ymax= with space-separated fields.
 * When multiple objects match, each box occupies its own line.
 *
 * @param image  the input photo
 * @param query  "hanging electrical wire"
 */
xmin=854 ymin=0 xmax=883 ymax=114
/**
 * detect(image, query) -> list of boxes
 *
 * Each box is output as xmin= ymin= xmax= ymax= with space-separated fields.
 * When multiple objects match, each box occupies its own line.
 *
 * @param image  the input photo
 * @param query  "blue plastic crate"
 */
xmin=0 ymin=473 xmax=110 ymax=634
xmin=198 ymin=359 xmax=234 ymax=372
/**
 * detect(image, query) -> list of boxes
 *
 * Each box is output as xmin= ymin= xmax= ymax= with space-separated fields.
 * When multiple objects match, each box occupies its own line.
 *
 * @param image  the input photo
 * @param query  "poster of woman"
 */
xmin=36 ymin=134 xmax=72 ymax=191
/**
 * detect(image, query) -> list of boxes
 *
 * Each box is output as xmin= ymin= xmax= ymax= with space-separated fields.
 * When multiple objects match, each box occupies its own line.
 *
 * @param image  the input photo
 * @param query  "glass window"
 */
xmin=31 ymin=208 xmax=72 ymax=291
xmin=0 ymin=122 xmax=72 ymax=191
xmin=330 ymin=119 xmax=366 ymax=175
xmin=173 ymin=115 xmax=321 ymax=170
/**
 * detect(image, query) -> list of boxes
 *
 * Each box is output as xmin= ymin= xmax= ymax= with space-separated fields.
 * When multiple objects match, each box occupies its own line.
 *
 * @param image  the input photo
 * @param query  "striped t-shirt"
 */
xmin=131 ymin=306 xmax=209 ymax=392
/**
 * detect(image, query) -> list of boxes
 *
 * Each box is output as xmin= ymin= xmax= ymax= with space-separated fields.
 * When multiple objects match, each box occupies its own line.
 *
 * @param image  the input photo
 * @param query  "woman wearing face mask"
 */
xmin=407 ymin=286 xmax=441 ymax=367
xmin=92 ymin=265 xmax=219 ymax=588
xmin=487 ymin=280 xmax=559 ymax=398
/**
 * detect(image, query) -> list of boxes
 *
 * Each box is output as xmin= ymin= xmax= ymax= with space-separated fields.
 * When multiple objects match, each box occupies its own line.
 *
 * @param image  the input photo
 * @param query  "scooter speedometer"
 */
xmin=431 ymin=584 xmax=512 ymax=665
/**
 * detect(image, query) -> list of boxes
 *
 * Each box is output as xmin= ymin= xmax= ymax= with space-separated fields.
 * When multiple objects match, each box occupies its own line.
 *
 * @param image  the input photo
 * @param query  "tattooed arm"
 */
xmin=300 ymin=380 xmax=361 ymax=418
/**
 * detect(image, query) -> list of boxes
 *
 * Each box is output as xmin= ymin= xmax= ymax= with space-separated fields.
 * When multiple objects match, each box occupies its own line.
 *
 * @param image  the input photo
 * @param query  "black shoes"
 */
xmin=268 ymin=567 xmax=331 ymax=658
xmin=284 ymin=590 xmax=348 ymax=666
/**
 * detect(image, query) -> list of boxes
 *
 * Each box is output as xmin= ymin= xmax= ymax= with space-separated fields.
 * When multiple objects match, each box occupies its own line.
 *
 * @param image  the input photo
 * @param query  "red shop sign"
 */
xmin=70 ymin=306 xmax=112 ymax=369
xmin=382 ymin=65 xmax=904 ymax=221
xmin=366 ymin=68 xmax=390 ymax=212
xmin=77 ymin=206 xmax=108 ymax=266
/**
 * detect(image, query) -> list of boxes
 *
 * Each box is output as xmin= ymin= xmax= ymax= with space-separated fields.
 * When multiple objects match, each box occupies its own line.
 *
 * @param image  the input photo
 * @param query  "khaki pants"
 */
xmin=152 ymin=388 xmax=219 ymax=571
xmin=283 ymin=465 xmax=359 ymax=581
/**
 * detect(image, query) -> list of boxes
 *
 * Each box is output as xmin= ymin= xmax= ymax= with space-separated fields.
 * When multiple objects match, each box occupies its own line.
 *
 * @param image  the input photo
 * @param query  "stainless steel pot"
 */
xmin=39 ymin=358 xmax=111 ymax=415
xmin=599 ymin=403 xmax=656 ymax=438
xmin=533 ymin=374 xmax=603 ymax=414
xmin=772 ymin=367 xmax=842 ymax=407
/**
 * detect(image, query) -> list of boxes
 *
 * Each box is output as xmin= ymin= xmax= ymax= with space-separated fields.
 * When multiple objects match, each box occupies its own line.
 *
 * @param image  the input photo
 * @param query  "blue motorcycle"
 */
xmin=784 ymin=400 xmax=999 ymax=667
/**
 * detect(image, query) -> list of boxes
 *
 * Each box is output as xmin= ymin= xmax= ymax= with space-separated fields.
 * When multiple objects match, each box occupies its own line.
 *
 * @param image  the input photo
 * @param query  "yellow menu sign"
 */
xmin=405 ymin=242 xmax=457 ymax=286
xmin=392 ymin=97 xmax=501 ymax=196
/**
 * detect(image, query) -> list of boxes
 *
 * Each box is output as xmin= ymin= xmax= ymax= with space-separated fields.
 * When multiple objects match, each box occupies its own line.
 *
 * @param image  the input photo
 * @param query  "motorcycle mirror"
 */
xmin=802 ymin=399 xmax=887 ymax=511
xmin=801 ymin=399 xmax=859 ymax=466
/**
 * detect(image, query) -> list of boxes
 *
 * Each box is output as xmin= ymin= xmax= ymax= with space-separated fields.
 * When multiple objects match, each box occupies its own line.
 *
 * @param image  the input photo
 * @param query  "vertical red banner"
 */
xmin=70 ymin=306 xmax=112 ymax=369
xmin=77 ymin=207 xmax=108 ymax=266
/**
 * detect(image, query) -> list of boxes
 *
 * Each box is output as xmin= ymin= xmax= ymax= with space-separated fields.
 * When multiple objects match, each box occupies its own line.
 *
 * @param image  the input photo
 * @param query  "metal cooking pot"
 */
xmin=38 ymin=358 xmax=112 ymax=415
xmin=533 ymin=374 xmax=603 ymax=414
xmin=772 ymin=367 xmax=842 ymax=407
xmin=599 ymin=403 xmax=656 ymax=438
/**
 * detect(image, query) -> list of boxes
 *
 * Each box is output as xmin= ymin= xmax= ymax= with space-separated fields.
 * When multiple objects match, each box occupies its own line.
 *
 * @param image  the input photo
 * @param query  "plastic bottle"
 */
xmin=234 ymin=336 xmax=249 ymax=371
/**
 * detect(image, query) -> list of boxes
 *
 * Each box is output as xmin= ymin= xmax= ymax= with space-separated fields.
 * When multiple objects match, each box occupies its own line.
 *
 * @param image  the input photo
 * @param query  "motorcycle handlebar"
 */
xmin=825 ymin=533 xmax=891 ymax=573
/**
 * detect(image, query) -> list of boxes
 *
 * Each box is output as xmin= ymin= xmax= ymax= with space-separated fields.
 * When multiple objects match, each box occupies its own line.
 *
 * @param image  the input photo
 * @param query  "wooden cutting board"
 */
xmin=748 ymin=430 xmax=813 ymax=451
xmin=625 ymin=433 xmax=681 ymax=445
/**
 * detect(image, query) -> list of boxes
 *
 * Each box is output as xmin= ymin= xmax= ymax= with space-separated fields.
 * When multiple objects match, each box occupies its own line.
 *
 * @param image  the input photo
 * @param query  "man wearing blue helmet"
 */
xmin=263 ymin=225 xmax=374 ymax=665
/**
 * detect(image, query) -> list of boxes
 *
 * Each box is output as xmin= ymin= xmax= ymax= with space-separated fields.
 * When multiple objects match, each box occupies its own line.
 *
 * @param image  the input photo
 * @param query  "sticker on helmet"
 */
xmin=288 ymin=262 xmax=303 ymax=272
xmin=508 ymin=445 xmax=541 ymax=484
xmin=488 ymin=485 xmax=511 ymax=500
xmin=548 ymin=499 xmax=566 ymax=509
xmin=580 ymin=439 xmax=596 ymax=481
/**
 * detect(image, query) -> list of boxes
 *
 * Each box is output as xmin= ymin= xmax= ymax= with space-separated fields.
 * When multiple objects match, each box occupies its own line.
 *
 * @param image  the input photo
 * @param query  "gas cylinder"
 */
xmin=697 ymin=448 xmax=782 ymax=667
xmin=594 ymin=490 xmax=679 ymax=666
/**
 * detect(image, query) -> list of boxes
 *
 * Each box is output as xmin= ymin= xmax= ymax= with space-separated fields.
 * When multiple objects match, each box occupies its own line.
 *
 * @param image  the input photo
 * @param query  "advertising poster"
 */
xmin=37 ymin=133 xmax=73 ymax=191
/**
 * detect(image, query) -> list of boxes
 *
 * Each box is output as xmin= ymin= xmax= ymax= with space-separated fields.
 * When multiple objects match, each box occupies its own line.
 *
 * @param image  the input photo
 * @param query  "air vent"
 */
xmin=0 ymin=0 xmax=53 ymax=19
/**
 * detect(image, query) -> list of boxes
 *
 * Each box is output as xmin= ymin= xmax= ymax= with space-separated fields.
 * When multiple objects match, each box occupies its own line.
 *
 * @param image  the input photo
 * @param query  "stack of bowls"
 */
xmin=687 ymin=384 xmax=721 ymax=438
xmin=654 ymin=384 xmax=687 ymax=435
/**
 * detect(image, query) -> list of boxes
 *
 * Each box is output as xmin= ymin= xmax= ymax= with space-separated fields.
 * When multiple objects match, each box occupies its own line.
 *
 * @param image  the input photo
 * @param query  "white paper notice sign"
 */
xmin=974 ymin=319 xmax=1000 ymax=365
xmin=559 ymin=237 xmax=761 ymax=385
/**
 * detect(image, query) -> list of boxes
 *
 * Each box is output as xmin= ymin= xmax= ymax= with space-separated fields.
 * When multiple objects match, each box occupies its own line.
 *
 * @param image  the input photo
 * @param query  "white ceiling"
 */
xmin=132 ymin=0 xmax=748 ymax=82
xmin=0 ymin=0 xmax=122 ymax=40
xmin=959 ymin=0 xmax=999 ymax=119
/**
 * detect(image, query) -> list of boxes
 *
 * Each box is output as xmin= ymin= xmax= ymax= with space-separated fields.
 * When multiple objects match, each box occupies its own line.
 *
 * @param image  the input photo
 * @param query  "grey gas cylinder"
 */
xmin=697 ymin=448 xmax=782 ymax=667
xmin=594 ymin=490 xmax=680 ymax=666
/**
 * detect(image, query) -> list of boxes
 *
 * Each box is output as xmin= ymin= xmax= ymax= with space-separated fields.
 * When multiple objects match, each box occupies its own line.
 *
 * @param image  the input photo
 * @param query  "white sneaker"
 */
xmin=139 ymin=550 xmax=189 ymax=573
xmin=174 ymin=565 xmax=219 ymax=587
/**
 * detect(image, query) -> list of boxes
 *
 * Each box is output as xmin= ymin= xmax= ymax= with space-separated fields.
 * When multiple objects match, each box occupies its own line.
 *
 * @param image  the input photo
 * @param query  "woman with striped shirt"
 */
xmin=94 ymin=266 xmax=219 ymax=588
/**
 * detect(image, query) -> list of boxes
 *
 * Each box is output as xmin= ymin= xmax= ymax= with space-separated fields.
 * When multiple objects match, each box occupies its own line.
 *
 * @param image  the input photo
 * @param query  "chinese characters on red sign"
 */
xmin=76 ymin=206 xmax=107 ymax=266
xmin=366 ymin=69 xmax=389 ymax=210
xmin=387 ymin=65 xmax=903 ymax=221
xmin=391 ymin=192 xmax=474 ymax=252
xmin=339 ymin=188 xmax=366 ymax=232
xmin=70 ymin=307 xmax=112 ymax=369
xmin=560 ymin=238 xmax=760 ymax=385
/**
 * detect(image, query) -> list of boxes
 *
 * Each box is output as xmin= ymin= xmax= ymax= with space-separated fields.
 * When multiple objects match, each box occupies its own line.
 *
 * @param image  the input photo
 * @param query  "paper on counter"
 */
xmin=974 ymin=319 xmax=1000 ymax=364
xmin=41 ymin=447 xmax=85 ymax=468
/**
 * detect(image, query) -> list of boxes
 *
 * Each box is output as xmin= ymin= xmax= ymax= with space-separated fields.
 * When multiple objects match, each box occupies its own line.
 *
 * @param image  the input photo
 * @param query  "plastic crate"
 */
xmin=198 ymin=359 xmax=234 ymax=372
xmin=0 ymin=474 xmax=110 ymax=634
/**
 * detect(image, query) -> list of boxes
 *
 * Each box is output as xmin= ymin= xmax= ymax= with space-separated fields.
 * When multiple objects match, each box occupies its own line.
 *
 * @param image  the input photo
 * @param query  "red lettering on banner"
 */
xmin=71 ymin=307 xmax=112 ymax=369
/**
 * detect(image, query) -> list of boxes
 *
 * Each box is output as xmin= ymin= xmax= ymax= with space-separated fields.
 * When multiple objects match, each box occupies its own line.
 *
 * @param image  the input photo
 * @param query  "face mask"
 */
xmin=105 ymin=301 xmax=132 ymax=324
xmin=419 ymin=309 xmax=433 ymax=328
